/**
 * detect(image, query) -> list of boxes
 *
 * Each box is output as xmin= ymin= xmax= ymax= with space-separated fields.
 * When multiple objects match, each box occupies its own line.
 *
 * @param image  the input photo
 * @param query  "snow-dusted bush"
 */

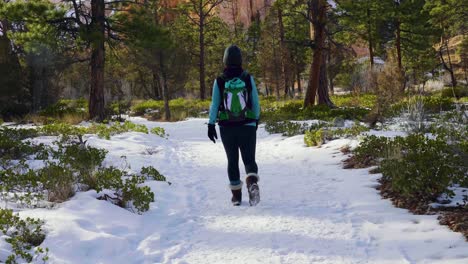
xmin=0 ymin=209 xmax=48 ymax=264
xmin=304 ymin=128 xmax=325 ymax=147
xmin=304 ymin=123 xmax=370 ymax=147
xmin=131 ymin=98 xmax=211 ymax=120
xmin=262 ymin=103 xmax=370 ymax=123
xmin=39 ymin=120 xmax=153 ymax=141
xmin=0 ymin=125 xmax=169 ymax=213
xmin=380 ymin=134 xmax=466 ymax=203
xmin=150 ymin=127 xmax=168 ymax=138
xmin=264 ymin=121 xmax=312 ymax=136
xmin=348 ymin=129 xmax=467 ymax=205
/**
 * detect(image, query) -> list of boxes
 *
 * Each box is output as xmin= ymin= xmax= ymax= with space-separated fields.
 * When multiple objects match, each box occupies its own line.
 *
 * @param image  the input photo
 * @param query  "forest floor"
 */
xmin=15 ymin=118 xmax=468 ymax=264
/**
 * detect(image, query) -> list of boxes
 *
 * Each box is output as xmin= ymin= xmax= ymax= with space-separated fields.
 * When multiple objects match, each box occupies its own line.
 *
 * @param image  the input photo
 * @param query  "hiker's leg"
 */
xmin=220 ymin=126 xmax=241 ymax=187
xmin=238 ymin=125 xmax=258 ymax=176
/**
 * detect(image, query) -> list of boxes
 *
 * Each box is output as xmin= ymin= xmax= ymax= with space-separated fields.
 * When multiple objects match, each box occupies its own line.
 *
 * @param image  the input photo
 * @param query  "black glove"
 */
xmin=208 ymin=124 xmax=217 ymax=143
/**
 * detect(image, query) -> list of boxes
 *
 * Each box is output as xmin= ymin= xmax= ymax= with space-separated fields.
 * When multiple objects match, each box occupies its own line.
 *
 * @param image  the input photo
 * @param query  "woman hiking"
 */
xmin=207 ymin=44 xmax=261 ymax=206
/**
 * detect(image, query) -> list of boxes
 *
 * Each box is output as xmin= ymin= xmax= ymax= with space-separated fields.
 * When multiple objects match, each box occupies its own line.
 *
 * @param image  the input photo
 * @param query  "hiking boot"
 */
xmin=231 ymin=189 xmax=242 ymax=206
xmin=246 ymin=174 xmax=260 ymax=206
xmin=229 ymin=181 xmax=243 ymax=206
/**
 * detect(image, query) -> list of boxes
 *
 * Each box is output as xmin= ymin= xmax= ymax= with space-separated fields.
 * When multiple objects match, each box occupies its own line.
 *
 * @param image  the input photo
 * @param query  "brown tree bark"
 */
xmin=199 ymin=14 xmax=206 ymax=100
xmin=304 ymin=0 xmax=326 ymax=107
xmin=318 ymin=52 xmax=334 ymax=106
xmin=395 ymin=20 xmax=402 ymax=71
xmin=89 ymin=0 xmax=106 ymax=121
xmin=159 ymin=52 xmax=171 ymax=121
xmin=296 ymin=70 xmax=302 ymax=95
xmin=366 ymin=7 xmax=374 ymax=69
xmin=152 ymin=70 xmax=162 ymax=99
xmin=277 ymin=8 xmax=290 ymax=98
xmin=438 ymin=39 xmax=457 ymax=88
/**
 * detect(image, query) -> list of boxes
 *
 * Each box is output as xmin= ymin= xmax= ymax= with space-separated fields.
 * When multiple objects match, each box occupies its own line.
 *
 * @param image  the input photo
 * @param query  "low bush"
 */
xmin=262 ymin=103 xmax=370 ymax=123
xmin=0 ymin=209 xmax=48 ymax=264
xmin=391 ymin=96 xmax=455 ymax=116
xmin=304 ymin=123 xmax=369 ymax=147
xmin=264 ymin=121 xmax=315 ymax=136
xmin=344 ymin=135 xmax=390 ymax=168
xmin=330 ymin=93 xmax=376 ymax=109
xmin=39 ymin=120 xmax=158 ymax=142
xmin=304 ymin=128 xmax=325 ymax=147
xmin=35 ymin=99 xmax=88 ymax=125
xmin=1 ymin=123 xmax=169 ymax=214
xmin=39 ymin=99 xmax=87 ymax=118
xmin=347 ymin=128 xmax=467 ymax=206
xmin=131 ymin=99 xmax=211 ymax=121
xmin=439 ymin=86 xmax=468 ymax=99
xmin=150 ymin=127 xmax=168 ymax=138
xmin=380 ymin=134 xmax=466 ymax=203
xmin=0 ymin=127 xmax=44 ymax=161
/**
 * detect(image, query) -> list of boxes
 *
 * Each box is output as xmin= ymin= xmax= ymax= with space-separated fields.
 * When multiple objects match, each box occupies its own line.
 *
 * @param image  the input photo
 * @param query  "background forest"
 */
xmin=0 ymin=0 xmax=466 ymax=122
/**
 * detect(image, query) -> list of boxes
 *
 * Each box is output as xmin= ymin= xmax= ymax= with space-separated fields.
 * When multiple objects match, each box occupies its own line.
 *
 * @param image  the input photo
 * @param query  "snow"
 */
xmin=432 ymin=187 xmax=468 ymax=208
xmin=3 ymin=118 xmax=468 ymax=263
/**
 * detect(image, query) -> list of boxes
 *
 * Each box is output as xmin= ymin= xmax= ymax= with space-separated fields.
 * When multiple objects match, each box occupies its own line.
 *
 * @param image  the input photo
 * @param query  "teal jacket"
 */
xmin=208 ymin=75 xmax=260 ymax=126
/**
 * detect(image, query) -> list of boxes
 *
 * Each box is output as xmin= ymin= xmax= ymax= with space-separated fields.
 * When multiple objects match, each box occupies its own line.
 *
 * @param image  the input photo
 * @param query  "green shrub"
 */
xmin=131 ymin=99 xmax=211 ymax=121
xmin=131 ymin=100 xmax=164 ymax=116
xmin=264 ymin=121 xmax=313 ymax=136
xmin=0 ymin=132 xmax=168 ymax=213
xmin=0 ymin=209 xmax=48 ymax=264
xmin=121 ymin=175 xmax=155 ymax=213
xmin=141 ymin=166 xmax=169 ymax=183
xmin=0 ymin=127 xmax=44 ymax=160
xmin=304 ymin=123 xmax=369 ymax=147
xmin=150 ymin=127 xmax=168 ymax=138
xmin=331 ymin=93 xmax=377 ymax=108
xmin=57 ymin=144 xmax=108 ymax=191
xmin=380 ymin=134 xmax=466 ymax=202
xmin=304 ymin=128 xmax=325 ymax=147
xmin=95 ymin=166 xmax=169 ymax=214
xmin=38 ymin=163 xmax=75 ymax=203
xmin=88 ymin=121 xmax=149 ymax=140
xmin=39 ymin=99 xmax=88 ymax=118
xmin=109 ymin=100 xmax=132 ymax=119
xmin=440 ymin=86 xmax=468 ymax=99
xmin=349 ymin=135 xmax=390 ymax=167
xmin=391 ymin=95 xmax=455 ymax=116
xmin=262 ymin=103 xmax=370 ymax=122
xmin=39 ymin=121 xmax=150 ymax=142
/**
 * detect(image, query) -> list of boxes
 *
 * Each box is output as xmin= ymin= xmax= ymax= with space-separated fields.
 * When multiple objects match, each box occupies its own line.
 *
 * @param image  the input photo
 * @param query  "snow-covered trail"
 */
xmin=20 ymin=118 xmax=468 ymax=264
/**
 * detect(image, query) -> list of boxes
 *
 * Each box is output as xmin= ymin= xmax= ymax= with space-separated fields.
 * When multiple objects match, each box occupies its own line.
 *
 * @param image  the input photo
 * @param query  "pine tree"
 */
xmin=424 ymin=0 xmax=467 ymax=88
xmin=178 ymin=0 xmax=226 ymax=100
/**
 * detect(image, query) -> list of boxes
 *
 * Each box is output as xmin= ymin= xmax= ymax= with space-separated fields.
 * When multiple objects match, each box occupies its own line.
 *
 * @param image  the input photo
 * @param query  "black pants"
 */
xmin=220 ymin=125 xmax=258 ymax=185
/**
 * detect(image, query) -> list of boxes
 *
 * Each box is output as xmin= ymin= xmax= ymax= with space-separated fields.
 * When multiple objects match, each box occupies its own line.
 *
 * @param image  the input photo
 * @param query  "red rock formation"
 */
xmin=218 ymin=0 xmax=273 ymax=28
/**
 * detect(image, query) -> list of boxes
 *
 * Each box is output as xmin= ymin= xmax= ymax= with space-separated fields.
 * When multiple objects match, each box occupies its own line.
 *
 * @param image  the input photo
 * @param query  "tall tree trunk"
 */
xmin=318 ymin=52 xmax=334 ymax=106
xmin=277 ymin=8 xmax=290 ymax=98
xmin=297 ymin=70 xmax=302 ymax=95
xmin=366 ymin=7 xmax=374 ymax=69
xmin=445 ymin=40 xmax=457 ymax=88
xmin=395 ymin=18 xmax=406 ymax=92
xmin=89 ymin=0 xmax=106 ymax=121
xmin=395 ymin=20 xmax=402 ymax=71
xmin=438 ymin=38 xmax=457 ymax=88
xmin=152 ymin=70 xmax=161 ymax=99
xmin=304 ymin=0 xmax=326 ymax=107
xmin=199 ymin=16 xmax=206 ymax=100
xmin=159 ymin=52 xmax=171 ymax=121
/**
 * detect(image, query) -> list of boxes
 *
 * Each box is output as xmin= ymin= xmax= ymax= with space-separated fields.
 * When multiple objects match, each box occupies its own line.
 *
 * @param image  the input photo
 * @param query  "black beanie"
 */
xmin=223 ymin=45 xmax=242 ymax=67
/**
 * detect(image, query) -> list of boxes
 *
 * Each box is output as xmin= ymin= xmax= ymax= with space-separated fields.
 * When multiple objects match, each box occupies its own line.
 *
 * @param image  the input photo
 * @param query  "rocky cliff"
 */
xmin=218 ymin=0 xmax=273 ymax=28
